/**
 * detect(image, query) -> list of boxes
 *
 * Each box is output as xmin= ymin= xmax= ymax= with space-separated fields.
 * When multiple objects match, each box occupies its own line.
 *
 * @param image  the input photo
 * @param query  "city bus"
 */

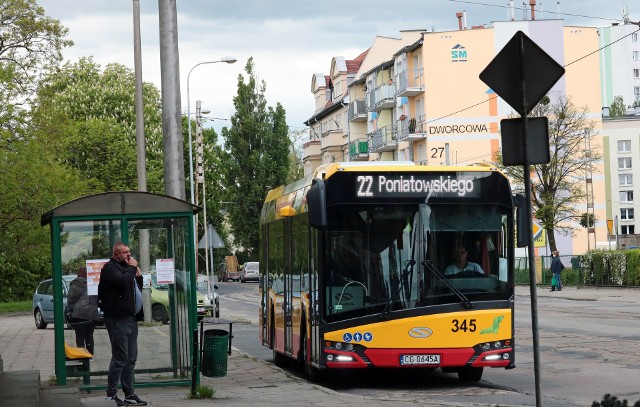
xmin=259 ymin=161 xmax=518 ymax=382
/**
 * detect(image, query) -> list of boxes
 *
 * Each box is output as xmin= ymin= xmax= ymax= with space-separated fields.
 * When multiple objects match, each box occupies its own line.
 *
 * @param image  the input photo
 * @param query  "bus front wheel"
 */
xmin=458 ymin=366 xmax=483 ymax=382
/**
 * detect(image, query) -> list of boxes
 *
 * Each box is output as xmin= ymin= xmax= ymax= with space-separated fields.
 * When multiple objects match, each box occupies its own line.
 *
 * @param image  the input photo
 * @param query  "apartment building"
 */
xmin=602 ymin=113 xmax=640 ymax=247
xmin=599 ymin=16 xmax=640 ymax=246
xmin=303 ymin=15 xmax=608 ymax=255
xmin=303 ymin=30 xmax=424 ymax=174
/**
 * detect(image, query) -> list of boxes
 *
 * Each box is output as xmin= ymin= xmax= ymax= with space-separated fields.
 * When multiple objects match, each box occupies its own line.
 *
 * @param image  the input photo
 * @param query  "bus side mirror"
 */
xmin=307 ymin=179 xmax=327 ymax=229
xmin=513 ymin=193 xmax=528 ymax=247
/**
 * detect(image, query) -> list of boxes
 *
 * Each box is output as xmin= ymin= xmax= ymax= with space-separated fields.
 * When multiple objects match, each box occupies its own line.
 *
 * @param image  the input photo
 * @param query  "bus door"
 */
xmin=283 ymin=217 xmax=294 ymax=355
xmin=260 ymin=223 xmax=269 ymax=346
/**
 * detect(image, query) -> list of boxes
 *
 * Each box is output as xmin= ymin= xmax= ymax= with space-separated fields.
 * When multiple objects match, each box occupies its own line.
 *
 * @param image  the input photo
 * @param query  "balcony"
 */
xmin=395 ymin=69 xmax=425 ymax=97
xmin=321 ymin=120 xmax=343 ymax=137
xmin=320 ymin=122 xmax=344 ymax=151
xmin=349 ymin=99 xmax=367 ymax=121
xmin=396 ymin=115 xmax=427 ymax=141
xmin=349 ymin=139 xmax=369 ymax=161
xmin=368 ymin=125 xmax=397 ymax=152
xmin=366 ymin=83 xmax=396 ymax=112
xmin=303 ymin=128 xmax=321 ymax=147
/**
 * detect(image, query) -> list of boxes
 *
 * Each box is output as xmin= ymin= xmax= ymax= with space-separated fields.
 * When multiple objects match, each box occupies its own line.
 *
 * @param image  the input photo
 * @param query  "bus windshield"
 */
xmin=324 ymin=202 xmax=511 ymax=322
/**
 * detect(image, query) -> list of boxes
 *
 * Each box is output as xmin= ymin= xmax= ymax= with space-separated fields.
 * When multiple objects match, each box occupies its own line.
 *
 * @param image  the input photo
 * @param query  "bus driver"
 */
xmin=444 ymin=246 xmax=484 ymax=275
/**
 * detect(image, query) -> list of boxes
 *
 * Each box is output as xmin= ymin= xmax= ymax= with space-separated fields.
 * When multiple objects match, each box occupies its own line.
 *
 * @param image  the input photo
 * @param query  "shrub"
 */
xmin=592 ymin=393 xmax=640 ymax=407
xmin=188 ymin=385 xmax=214 ymax=399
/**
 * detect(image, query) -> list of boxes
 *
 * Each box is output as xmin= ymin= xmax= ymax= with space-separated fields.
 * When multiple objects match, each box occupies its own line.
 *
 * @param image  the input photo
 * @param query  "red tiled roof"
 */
xmin=346 ymin=49 xmax=369 ymax=74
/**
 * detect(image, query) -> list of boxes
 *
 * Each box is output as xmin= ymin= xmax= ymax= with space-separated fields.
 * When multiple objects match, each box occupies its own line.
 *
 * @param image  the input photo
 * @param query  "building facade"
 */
xmin=303 ymin=15 xmax=617 ymax=255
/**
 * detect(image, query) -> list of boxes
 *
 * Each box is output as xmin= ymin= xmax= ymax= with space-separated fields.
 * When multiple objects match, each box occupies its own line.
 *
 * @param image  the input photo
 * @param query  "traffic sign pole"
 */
xmin=480 ymin=30 xmax=565 ymax=407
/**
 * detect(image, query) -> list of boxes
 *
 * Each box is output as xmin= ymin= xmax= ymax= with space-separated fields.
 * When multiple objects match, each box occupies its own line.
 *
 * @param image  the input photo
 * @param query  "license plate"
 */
xmin=400 ymin=354 xmax=441 ymax=365
xmin=197 ymin=307 xmax=206 ymax=313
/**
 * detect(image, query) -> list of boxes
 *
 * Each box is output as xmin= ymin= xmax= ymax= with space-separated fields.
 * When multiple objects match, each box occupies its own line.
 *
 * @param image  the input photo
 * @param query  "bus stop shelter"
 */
xmin=41 ymin=191 xmax=202 ymax=389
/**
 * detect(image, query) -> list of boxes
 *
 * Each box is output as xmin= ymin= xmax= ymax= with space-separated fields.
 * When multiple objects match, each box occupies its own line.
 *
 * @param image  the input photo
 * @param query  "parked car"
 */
xmin=241 ymin=261 xmax=259 ymax=283
xmin=32 ymin=275 xmax=104 ymax=329
xmin=150 ymin=274 xmax=213 ymax=323
xmin=197 ymin=274 xmax=220 ymax=318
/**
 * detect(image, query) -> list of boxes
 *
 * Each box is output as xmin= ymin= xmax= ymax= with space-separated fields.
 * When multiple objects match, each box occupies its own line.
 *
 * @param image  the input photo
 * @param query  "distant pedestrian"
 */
xmin=98 ymin=242 xmax=146 ymax=406
xmin=550 ymin=250 xmax=565 ymax=291
xmin=67 ymin=267 xmax=99 ymax=355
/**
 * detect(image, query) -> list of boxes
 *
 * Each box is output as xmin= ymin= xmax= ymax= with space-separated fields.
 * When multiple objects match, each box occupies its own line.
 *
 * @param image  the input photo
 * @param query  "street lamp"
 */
xmin=186 ymin=56 xmax=237 ymax=204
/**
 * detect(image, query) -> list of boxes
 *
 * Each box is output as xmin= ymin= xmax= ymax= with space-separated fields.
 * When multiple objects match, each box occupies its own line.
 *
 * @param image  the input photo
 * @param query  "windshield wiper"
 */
xmin=422 ymin=261 xmax=473 ymax=309
xmin=380 ymin=260 xmax=416 ymax=320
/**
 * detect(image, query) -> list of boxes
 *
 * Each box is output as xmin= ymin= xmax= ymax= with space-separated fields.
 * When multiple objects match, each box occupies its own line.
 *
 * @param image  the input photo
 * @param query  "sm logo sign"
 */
xmin=451 ymin=44 xmax=467 ymax=62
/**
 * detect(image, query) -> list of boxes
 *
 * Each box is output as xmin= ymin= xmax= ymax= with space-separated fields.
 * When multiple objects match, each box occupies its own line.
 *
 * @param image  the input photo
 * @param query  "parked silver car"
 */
xmin=32 ymin=275 xmax=103 ymax=329
xmin=241 ymin=261 xmax=259 ymax=283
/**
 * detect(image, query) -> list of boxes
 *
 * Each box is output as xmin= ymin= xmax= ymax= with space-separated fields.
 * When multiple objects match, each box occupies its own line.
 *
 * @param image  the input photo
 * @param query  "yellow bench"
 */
xmin=64 ymin=342 xmax=92 ymax=384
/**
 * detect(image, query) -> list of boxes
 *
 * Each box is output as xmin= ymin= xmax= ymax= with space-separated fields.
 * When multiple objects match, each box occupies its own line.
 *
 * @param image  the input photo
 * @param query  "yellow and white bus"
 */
xmin=259 ymin=161 xmax=517 ymax=382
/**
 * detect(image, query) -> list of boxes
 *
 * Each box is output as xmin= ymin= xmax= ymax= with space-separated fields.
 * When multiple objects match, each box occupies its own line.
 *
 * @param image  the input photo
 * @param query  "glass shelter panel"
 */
xmin=60 ymin=217 xmax=197 ymax=386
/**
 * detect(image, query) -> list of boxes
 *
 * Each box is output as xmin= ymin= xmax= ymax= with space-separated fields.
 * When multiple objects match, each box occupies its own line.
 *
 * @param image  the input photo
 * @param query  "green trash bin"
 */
xmin=202 ymin=329 xmax=228 ymax=377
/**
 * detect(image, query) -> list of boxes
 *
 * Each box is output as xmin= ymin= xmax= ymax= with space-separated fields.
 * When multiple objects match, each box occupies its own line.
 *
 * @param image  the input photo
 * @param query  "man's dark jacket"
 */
xmin=98 ymin=257 xmax=144 ymax=320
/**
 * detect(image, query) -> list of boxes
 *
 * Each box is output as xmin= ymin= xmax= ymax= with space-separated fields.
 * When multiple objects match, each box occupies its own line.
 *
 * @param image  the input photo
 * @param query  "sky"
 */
xmin=42 ymin=0 xmax=637 ymax=136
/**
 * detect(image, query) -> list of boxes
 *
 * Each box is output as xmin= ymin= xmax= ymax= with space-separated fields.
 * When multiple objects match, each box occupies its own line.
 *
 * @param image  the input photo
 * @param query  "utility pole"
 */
xmin=195 ymin=101 xmax=212 ymax=298
xmin=133 ymin=0 xmax=151 ymax=323
xmin=158 ymin=0 xmax=184 ymax=200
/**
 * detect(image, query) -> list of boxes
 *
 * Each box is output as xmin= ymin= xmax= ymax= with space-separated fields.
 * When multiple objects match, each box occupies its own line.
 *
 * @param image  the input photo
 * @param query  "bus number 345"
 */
xmin=451 ymin=319 xmax=477 ymax=332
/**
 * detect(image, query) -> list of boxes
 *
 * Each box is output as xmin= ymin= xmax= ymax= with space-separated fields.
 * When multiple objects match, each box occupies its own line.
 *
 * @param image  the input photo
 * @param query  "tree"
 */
xmin=609 ymin=95 xmax=626 ymax=118
xmin=0 ymin=0 xmax=72 ymax=134
xmin=0 ymin=135 xmax=90 ymax=301
xmin=579 ymin=212 xmax=596 ymax=229
xmin=221 ymin=57 xmax=290 ymax=256
xmin=286 ymin=128 xmax=307 ymax=183
xmin=493 ymin=93 xmax=601 ymax=253
xmin=30 ymin=57 xmax=165 ymax=192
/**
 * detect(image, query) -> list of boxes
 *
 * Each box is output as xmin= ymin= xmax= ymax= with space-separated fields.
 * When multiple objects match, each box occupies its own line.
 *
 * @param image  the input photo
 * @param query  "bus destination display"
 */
xmin=356 ymin=174 xmax=480 ymax=198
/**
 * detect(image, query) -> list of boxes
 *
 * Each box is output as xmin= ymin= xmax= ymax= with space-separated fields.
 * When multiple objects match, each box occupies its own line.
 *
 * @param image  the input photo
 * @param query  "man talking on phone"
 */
xmin=98 ymin=242 xmax=146 ymax=406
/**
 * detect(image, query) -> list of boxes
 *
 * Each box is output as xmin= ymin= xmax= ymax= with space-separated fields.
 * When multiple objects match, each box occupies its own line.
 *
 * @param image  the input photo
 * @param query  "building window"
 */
xmin=633 ymin=32 xmax=639 ymax=43
xmin=621 ymin=225 xmax=635 ymax=235
xmin=618 ymin=157 xmax=632 ymax=169
xmin=635 ymin=86 xmax=640 ymax=97
xmin=618 ymin=140 xmax=632 ymax=153
xmin=634 ymin=51 xmax=640 ymax=61
xmin=620 ymin=190 xmax=634 ymax=203
xmin=619 ymin=173 xmax=633 ymax=186
xmin=635 ymin=69 xmax=640 ymax=79
xmin=621 ymin=208 xmax=635 ymax=220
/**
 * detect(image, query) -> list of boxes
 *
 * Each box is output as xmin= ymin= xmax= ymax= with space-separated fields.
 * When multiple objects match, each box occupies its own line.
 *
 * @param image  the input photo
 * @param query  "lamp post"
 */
xmin=186 ymin=56 xmax=237 ymax=204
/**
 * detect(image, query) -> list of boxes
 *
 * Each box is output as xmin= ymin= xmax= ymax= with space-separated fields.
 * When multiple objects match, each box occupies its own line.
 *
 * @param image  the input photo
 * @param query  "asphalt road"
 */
xmin=217 ymin=281 xmax=640 ymax=407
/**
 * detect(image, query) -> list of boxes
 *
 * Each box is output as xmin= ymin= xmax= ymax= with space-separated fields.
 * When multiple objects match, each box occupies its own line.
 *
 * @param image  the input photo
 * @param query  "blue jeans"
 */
xmin=553 ymin=272 xmax=562 ymax=290
xmin=105 ymin=315 xmax=138 ymax=397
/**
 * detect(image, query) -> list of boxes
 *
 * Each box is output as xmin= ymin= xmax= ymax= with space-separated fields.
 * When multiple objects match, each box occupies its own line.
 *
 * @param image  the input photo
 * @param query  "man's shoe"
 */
xmin=106 ymin=396 xmax=127 ymax=407
xmin=124 ymin=394 xmax=148 ymax=406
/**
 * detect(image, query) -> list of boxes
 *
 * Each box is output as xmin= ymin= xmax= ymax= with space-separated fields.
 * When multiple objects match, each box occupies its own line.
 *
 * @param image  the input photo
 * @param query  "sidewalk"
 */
xmin=4 ymin=285 xmax=639 ymax=407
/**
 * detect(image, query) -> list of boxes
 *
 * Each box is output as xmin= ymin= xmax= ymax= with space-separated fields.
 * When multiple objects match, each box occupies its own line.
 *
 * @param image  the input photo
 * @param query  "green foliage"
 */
xmin=579 ymin=212 xmax=596 ymax=228
xmin=30 ymin=57 xmax=165 ymax=193
xmin=577 ymin=250 xmax=640 ymax=286
xmin=0 ymin=300 xmax=32 ymax=313
xmin=188 ymin=385 xmax=215 ymax=399
xmin=0 ymin=135 xmax=91 ymax=301
xmin=609 ymin=95 xmax=626 ymax=118
xmin=0 ymin=0 xmax=72 ymax=134
xmin=592 ymin=393 xmax=640 ymax=407
xmin=221 ymin=57 xmax=290 ymax=255
xmin=624 ymin=250 xmax=640 ymax=285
